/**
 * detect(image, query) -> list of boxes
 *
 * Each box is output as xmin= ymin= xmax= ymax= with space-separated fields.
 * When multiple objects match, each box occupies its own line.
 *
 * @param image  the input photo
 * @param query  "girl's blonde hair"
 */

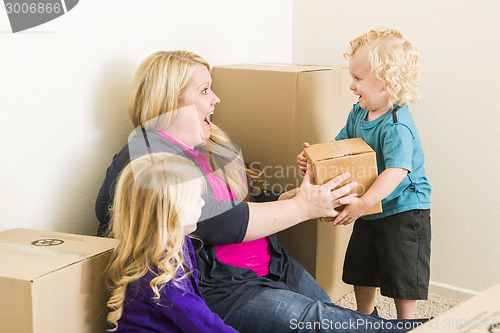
xmin=128 ymin=50 xmax=262 ymax=201
xmin=106 ymin=153 xmax=205 ymax=331
xmin=344 ymin=26 xmax=423 ymax=106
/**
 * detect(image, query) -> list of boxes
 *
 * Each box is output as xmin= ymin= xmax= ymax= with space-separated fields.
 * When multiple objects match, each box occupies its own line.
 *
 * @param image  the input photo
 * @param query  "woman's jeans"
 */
xmin=223 ymin=269 xmax=427 ymax=333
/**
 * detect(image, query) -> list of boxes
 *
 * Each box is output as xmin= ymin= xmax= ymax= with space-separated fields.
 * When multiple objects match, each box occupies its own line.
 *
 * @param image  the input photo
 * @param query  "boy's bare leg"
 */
xmin=354 ymin=285 xmax=376 ymax=314
xmin=394 ymin=299 xmax=416 ymax=319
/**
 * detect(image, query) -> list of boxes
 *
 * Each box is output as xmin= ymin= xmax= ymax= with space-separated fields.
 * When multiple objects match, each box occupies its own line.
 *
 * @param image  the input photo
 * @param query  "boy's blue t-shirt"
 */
xmin=335 ymin=103 xmax=431 ymax=219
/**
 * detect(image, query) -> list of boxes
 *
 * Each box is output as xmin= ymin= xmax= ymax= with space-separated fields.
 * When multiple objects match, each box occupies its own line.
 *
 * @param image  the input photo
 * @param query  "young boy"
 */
xmin=297 ymin=26 xmax=431 ymax=319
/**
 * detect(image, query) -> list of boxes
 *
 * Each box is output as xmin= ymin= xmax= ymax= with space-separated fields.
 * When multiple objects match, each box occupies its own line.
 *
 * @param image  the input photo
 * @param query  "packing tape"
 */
xmin=334 ymin=140 xmax=353 ymax=157
xmin=0 ymin=242 xmax=90 ymax=260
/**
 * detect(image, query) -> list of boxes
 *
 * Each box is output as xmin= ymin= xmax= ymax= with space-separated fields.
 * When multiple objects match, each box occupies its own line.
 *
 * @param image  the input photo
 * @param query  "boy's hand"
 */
xmin=333 ymin=197 xmax=369 ymax=226
xmin=297 ymin=142 xmax=310 ymax=175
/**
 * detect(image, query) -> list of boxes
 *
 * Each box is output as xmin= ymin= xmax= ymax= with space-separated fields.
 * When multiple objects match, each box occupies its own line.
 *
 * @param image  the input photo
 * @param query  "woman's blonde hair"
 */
xmin=344 ymin=26 xmax=423 ymax=106
xmin=105 ymin=153 xmax=205 ymax=331
xmin=128 ymin=50 xmax=262 ymax=201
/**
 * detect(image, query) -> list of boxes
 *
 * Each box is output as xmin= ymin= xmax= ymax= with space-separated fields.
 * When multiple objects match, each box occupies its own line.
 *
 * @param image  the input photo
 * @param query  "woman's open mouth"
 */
xmin=204 ymin=111 xmax=214 ymax=125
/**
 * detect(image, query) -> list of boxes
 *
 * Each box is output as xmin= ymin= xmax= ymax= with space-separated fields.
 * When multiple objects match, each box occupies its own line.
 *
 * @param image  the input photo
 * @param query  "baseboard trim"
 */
xmin=429 ymin=281 xmax=480 ymax=301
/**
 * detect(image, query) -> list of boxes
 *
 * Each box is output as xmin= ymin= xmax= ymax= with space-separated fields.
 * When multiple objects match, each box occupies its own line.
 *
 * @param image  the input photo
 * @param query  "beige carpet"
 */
xmin=336 ymin=288 xmax=461 ymax=319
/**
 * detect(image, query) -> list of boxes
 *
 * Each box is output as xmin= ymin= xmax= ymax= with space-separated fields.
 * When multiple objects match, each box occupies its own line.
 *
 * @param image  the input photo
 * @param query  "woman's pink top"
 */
xmin=155 ymin=132 xmax=271 ymax=276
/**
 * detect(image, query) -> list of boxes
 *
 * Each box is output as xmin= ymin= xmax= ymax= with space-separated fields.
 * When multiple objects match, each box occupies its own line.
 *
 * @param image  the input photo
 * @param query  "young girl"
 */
xmin=298 ymin=27 xmax=431 ymax=319
xmin=105 ymin=152 xmax=237 ymax=332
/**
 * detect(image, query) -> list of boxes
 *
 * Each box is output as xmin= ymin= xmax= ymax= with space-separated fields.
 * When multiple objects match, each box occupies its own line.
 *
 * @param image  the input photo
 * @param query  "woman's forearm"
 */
xmin=243 ymin=168 xmax=357 ymax=241
xmin=244 ymin=199 xmax=309 ymax=241
xmin=277 ymin=188 xmax=298 ymax=201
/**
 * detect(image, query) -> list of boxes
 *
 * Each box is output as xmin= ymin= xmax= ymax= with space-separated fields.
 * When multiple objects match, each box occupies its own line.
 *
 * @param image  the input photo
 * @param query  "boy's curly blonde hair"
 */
xmin=344 ymin=26 xmax=423 ymax=106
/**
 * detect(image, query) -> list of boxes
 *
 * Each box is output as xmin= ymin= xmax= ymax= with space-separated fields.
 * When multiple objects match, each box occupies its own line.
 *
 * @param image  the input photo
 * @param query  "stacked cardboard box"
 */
xmin=212 ymin=63 xmax=357 ymax=301
xmin=0 ymin=228 xmax=117 ymax=333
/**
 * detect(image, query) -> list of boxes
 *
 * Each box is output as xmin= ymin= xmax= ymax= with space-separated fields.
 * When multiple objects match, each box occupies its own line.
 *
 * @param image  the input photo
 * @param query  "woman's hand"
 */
xmin=244 ymin=164 xmax=358 ymax=241
xmin=293 ymin=164 xmax=358 ymax=220
xmin=297 ymin=142 xmax=310 ymax=176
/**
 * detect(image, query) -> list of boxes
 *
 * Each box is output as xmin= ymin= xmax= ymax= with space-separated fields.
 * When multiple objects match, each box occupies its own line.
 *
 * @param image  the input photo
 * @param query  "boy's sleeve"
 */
xmin=335 ymin=104 xmax=357 ymax=140
xmin=381 ymin=123 xmax=415 ymax=172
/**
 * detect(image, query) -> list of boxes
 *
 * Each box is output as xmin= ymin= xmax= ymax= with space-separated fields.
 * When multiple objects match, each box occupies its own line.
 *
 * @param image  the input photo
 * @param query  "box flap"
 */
xmin=411 ymin=283 xmax=500 ymax=332
xmin=214 ymin=63 xmax=339 ymax=73
xmin=305 ymin=138 xmax=374 ymax=162
xmin=305 ymin=141 xmax=345 ymax=161
xmin=0 ymin=228 xmax=117 ymax=281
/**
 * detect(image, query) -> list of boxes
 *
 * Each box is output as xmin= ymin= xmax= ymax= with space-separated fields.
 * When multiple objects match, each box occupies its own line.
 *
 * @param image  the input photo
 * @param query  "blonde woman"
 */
xmin=97 ymin=50 xmax=427 ymax=332
xmin=106 ymin=152 xmax=237 ymax=332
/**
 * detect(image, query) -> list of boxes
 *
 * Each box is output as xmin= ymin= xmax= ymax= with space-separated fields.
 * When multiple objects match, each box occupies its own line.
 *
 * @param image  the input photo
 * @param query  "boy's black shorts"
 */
xmin=342 ymin=209 xmax=431 ymax=300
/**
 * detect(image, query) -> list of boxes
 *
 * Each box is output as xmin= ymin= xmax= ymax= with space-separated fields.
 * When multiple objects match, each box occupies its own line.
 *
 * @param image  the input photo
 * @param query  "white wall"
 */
xmin=292 ymin=0 xmax=500 ymax=296
xmin=2 ymin=0 xmax=497 ymax=298
xmin=0 ymin=0 xmax=292 ymax=236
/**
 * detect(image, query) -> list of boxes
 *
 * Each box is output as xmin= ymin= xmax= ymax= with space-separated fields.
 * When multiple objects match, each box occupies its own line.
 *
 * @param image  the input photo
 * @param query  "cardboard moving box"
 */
xmin=0 ymin=228 xmax=118 ymax=333
xmin=304 ymin=138 xmax=382 ymax=222
xmin=410 ymin=283 xmax=500 ymax=332
xmin=212 ymin=63 xmax=357 ymax=301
